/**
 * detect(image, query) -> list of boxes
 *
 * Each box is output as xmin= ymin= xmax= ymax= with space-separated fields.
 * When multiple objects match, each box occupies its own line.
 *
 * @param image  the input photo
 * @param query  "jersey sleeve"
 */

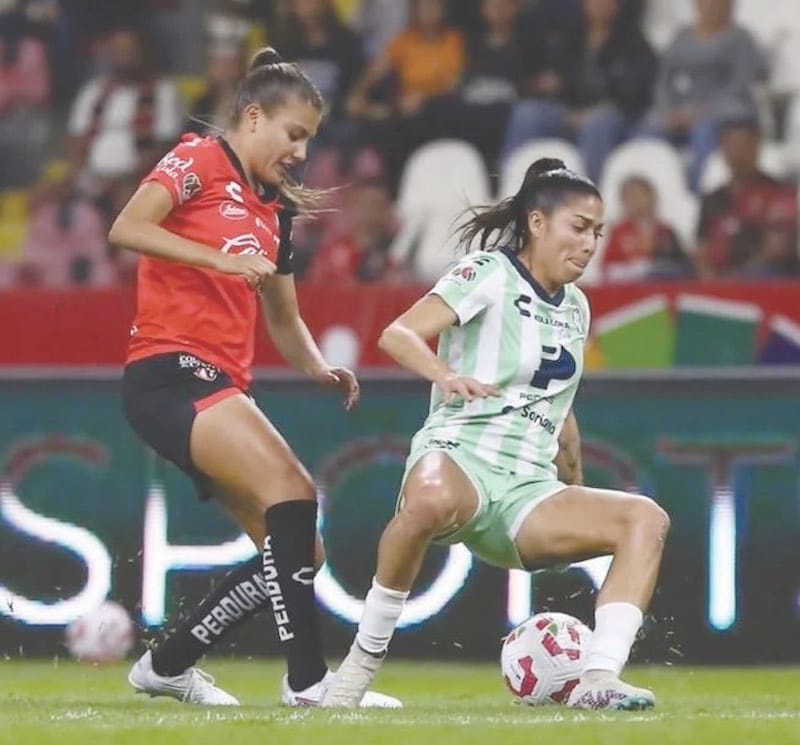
xmin=142 ymin=135 xmax=209 ymax=207
xmin=275 ymin=200 xmax=296 ymax=275
xmin=429 ymin=252 xmax=504 ymax=325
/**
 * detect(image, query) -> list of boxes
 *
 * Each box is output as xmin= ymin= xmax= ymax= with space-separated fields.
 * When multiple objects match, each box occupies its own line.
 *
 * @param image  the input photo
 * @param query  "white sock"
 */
xmin=583 ymin=601 xmax=643 ymax=677
xmin=355 ymin=578 xmax=409 ymax=655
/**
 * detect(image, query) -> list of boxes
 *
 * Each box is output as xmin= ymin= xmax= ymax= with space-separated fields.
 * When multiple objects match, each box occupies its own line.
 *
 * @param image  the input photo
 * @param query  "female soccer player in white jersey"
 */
xmin=322 ymin=158 xmax=670 ymax=711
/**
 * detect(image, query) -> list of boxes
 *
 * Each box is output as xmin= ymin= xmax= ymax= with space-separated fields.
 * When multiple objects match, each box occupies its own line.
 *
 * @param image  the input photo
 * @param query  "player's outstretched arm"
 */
xmin=109 ymin=182 xmax=276 ymax=285
xmin=380 ymin=295 xmax=500 ymax=402
xmin=554 ymin=408 xmax=583 ymax=486
xmin=379 ymin=295 xmax=455 ymax=381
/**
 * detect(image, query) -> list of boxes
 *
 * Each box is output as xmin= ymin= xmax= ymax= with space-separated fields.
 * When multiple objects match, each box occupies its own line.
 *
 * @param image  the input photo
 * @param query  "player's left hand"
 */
xmin=311 ymin=366 xmax=360 ymax=410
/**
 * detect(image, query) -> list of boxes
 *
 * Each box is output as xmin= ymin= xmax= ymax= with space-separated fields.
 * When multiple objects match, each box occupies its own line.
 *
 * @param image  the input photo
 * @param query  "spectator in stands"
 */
xmin=204 ymin=0 xmax=252 ymax=56
xmin=280 ymin=0 xmax=364 ymax=130
xmin=602 ymin=174 xmax=693 ymax=281
xmin=520 ymin=0 xmax=583 ymax=30
xmin=696 ymin=116 xmax=799 ymax=278
xmin=0 ymin=2 xmax=51 ymax=188
xmin=347 ymin=0 xmax=464 ymax=121
xmin=514 ymin=0 xmax=584 ymax=104
xmin=345 ymin=0 xmax=465 ymax=187
xmin=35 ymin=0 xmax=146 ymax=105
xmin=67 ymin=25 xmax=183 ymax=216
xmin=501 ymin=0 xmax=657 ymax=183
xmin=419 ymin=0 xmax=525 ymax=167
xmin=351 ymin=0 xmax=409 ymax=59
xmin=16 ymin=160 xmax=117 ymax=287
xmin=185 ymin=40 xmax=247 ymax=135
xmin=306 ymin=179 xmax=404 ymax=284
xmin=637 ymin=0 xmax=767 ymax=192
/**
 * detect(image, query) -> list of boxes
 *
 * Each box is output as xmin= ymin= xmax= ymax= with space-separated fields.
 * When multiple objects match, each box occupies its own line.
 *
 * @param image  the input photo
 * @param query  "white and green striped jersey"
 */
xmin=419 ymin=248 xmax=590 ymax=476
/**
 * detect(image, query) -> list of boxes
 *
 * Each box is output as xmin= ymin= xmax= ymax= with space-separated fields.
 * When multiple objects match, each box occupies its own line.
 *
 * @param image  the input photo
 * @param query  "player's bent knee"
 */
xmin=400 ymin=481 xmax=459 ymax=535
xmin=627 ymin=496 xmax=670 ymax=544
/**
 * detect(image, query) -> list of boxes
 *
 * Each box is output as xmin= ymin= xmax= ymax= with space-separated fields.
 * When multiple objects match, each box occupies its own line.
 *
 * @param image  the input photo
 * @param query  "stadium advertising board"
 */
xmin=2 ymin=281 xmax=799 ymax=369
xmin=1 ymin=377 xmax=798 ymax=663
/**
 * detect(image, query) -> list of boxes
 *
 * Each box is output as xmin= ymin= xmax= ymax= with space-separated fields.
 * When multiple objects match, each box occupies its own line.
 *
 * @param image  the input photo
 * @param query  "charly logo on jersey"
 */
xmin=219 ymin=201 xmax=248 ymax=220
xmin=514 ymin=294 xmax=532 ymax=317
xmin=220 ymin=233 xmax=263 ymax=255
xmin=225 ymin=181 xmax=245 ymax=204
xmin=180 ymin=172 xmax=202 ymax=203
xmin=291 ymin=567 xmax=315 ymax=586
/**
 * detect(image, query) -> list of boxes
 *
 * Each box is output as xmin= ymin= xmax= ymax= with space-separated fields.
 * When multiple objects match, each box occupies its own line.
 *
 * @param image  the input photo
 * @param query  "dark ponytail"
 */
xmin=456 ymin=158 xmax=601 ymax=253
xmin=233 ymin=46 xmax=324 ymax=119
xmin=232 ymin=46 xmax=327 ymax=213
xmin=249 ymin=47 xmax=283 ymax=69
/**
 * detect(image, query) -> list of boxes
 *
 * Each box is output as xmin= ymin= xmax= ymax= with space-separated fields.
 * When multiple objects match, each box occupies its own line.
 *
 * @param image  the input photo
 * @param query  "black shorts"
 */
xmin=122 ymin=352 xmax=243 ymax=500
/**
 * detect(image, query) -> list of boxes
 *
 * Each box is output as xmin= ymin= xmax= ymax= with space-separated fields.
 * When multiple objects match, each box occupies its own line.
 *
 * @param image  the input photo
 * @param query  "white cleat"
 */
xmin=128 ymin=650 xmax=240 ymax=706
xmin=282 ymin=668 xmax=402 ymax=708
xmin=566 ymin=673 xmax=655 ymax=710
xmin=320 ymin=642 xmax=395 ymax=708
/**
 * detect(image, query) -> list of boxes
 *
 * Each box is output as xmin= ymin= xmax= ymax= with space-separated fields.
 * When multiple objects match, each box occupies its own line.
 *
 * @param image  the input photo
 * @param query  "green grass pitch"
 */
xmin=2 ymin=659 xmax=799 ymax=745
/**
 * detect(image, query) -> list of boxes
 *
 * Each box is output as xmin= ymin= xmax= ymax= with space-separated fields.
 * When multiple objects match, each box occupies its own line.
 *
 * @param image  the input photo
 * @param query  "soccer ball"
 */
xmin=501 ymin=612 xmax=592 ymax=705
xmin=65 ymin=600 xmax=135 ymax=663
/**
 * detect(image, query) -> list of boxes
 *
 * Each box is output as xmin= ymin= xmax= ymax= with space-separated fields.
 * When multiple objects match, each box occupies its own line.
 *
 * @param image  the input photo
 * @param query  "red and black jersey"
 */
xmin=126 ymin=134 xmax=294 ymax=388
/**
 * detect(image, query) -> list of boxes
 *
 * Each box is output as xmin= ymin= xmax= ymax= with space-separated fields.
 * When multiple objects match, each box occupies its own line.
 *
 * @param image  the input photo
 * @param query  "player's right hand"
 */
xmin=215 ymin=252 xmax=277 ymax=288
xmin=436 ymin=372 xmax=501 ymax=404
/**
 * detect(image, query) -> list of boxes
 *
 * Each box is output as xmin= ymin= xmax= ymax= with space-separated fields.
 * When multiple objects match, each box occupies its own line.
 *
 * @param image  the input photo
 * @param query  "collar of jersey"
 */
xmin=499 ymin=246 xmax=565 ymax=307
xmin=216 ymin=136 xmax=282 ymax=205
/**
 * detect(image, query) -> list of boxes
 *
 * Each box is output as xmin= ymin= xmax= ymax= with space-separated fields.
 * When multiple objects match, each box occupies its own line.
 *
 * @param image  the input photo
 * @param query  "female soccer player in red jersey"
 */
xmin=110 ymin=47 xmax=399 ymax=708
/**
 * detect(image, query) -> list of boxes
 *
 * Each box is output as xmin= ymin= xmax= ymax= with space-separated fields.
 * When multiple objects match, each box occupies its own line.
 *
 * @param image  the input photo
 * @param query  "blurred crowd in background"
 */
xmin=0 ymin=0 xmax=799 ymax=289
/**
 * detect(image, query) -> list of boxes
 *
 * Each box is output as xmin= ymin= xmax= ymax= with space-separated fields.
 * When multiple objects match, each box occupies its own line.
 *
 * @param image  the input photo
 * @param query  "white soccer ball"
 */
xmin=501 ymin=612 xmax=592 ymax=705
xmin=65 ymin=600 xmax=135 ymax=663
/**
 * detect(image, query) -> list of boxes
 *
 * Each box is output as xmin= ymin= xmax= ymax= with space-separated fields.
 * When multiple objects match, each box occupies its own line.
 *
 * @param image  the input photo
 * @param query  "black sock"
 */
xmin=264 ymin=500 xmax=327 ymax=691
xmin=151 ymin=555 xmax=268 ymax=676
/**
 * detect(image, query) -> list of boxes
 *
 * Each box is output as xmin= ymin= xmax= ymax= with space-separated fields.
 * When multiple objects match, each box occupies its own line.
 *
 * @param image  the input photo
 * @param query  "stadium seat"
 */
xmin=641 ymin=0 xmax=693 ymax=51
xmin=769 ymin=30 xmax=800 ymax=97
xmin=391 ymin=139 xmax=490 ymax=282
xmin=699 ymin=141 xmax=788 ymax=194
xmin=735 ymin=0 xmax=800 ymax=96
xmin=498 ymin=139 xmax=587 ymax=199
xmin=599 ymin=138 xmax=699 ymax=250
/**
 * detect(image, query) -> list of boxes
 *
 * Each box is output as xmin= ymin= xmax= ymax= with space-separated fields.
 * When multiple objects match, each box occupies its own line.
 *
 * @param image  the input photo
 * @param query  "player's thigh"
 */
xmin=514 ymin=486 xmax=668 ymax=568
xmin=190 ymin=392 xmax=315 ymax=509
xmin=400 ymin=451 xmax=480 ymax=533
xmin=212 ymin=482 xmax=326 ymax=568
